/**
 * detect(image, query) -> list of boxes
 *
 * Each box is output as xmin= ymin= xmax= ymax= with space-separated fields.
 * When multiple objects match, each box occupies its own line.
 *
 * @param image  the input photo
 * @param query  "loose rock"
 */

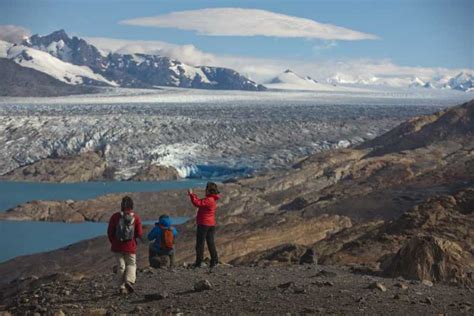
xmin=314 ymin=270 xmax=337 ymax=278
xmin=421 ymin=280 xmax=434 ymax=287
xmin=144 ymin=292 xmax=168 ymax=301
xmin=278 ymin=282 xmax=294 ymax=289
xmin=194 ymin=280 xmax=212 ymax=292
xmin=368 ymin=282 xmax=387 ymax=292
xmin=394 ymin=282 xmax=408 ymax=290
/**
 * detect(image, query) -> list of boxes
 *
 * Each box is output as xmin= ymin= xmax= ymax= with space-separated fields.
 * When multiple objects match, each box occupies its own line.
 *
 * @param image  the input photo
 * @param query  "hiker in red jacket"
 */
xmin=188 ymin=182 xmax=220 ymax=268
xmin=107 ymin=196 xmax=143 ymax=294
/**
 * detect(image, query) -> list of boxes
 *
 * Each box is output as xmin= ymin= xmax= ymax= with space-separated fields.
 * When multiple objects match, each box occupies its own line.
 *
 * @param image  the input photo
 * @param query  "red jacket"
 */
xmin=107 ymin=210 xmax=143 ymax=254
xmin=189 ymin=193 xmax=220 ymax=226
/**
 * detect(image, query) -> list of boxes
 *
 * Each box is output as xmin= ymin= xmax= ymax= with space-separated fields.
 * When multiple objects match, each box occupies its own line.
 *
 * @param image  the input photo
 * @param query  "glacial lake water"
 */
xmin=0 ymin=180 xmax=205 ymax=263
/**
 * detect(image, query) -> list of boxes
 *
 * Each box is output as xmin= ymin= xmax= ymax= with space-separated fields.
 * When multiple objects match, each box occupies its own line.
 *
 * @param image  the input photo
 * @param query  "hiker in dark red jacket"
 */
xmin=188 ymin=182 xmax=220 ymax=268
xmin=107 ymin=196 xmax=143 ymax=294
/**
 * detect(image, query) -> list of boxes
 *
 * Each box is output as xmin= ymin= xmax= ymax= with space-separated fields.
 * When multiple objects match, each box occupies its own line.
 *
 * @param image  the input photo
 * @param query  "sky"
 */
xmin=0 ymin=0 xmax=472 ymax=82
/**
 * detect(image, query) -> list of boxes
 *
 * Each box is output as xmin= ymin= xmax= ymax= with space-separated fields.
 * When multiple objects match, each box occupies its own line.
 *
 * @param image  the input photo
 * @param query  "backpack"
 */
xmin=115 ymin=211 xmax=135 ymax=242
xmin=160 ymin=225 xmax=174 ymax=250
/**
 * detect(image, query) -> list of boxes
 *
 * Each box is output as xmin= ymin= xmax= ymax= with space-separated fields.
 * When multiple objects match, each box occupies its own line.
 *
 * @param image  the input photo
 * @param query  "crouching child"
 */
xmin=148 ymin=215 xmax=178 ymax=269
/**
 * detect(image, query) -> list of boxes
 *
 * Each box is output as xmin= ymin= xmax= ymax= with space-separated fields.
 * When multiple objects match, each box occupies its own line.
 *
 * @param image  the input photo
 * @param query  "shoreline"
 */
xmin=0 ymin=217 xmax=190 ymax=264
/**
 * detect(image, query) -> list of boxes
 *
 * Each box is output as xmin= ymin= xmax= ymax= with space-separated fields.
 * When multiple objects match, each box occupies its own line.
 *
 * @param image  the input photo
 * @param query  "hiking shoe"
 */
xmin=119 ymin=287 xmax=128 ymax=295
xmin=125 ymin=282 xmax=135 ymax=293
xmin=192 ymin=263 xmax=203 ymax=269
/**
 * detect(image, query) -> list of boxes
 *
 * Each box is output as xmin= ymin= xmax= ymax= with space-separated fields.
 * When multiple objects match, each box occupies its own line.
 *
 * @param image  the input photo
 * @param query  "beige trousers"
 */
xmin=115 ymin=252 xmax=137 ymax=287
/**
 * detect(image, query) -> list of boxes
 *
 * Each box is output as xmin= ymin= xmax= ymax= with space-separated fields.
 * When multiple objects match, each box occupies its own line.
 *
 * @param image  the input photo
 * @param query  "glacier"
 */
xmin=0 ymin=88 xmax=472 ymax=180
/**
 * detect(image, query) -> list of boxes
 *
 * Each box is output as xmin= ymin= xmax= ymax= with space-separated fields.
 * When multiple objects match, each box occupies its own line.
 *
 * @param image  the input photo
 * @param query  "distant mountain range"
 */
xmin=327 ymin=72 xmax=473 ymax=92
xmin=0 ymin=29 xmax=472 ymax=96
xmin=0 ymin=30 xmax=265 ymax=96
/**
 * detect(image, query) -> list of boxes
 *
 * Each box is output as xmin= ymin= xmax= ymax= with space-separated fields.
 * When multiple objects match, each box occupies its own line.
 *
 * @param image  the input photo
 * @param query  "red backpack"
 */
xmin=160 ymin=225 xmax=174 ymax=250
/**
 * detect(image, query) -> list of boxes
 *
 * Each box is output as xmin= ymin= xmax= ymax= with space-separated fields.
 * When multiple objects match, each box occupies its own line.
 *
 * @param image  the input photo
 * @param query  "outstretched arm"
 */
xmin=188 ymin=192 xmax=211 ymax=208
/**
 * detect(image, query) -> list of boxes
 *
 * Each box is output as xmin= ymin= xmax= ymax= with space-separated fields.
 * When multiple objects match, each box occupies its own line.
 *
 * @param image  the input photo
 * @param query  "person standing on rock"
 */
xmin=188 ymin=182 xmax=220 ymax=269
xmin=107 ymin=196 xmax=143 ymax=294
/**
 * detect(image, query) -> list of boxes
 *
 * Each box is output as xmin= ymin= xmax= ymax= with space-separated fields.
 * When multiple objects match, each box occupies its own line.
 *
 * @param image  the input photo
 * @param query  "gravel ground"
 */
xmin=2 ymin=264 xmax=472 ymax=315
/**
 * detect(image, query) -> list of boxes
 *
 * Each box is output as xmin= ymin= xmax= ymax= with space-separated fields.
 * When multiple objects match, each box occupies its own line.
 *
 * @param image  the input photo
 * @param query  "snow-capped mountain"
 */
xmin=266 ymin=69 xmax=343 ymax=91
xmin=1 ymin=41 xmax=116 ymax=86
xmin=326 ymin=74 xmax=379 ymax=85
xmin=408 ymin=77 xmax=434 ymax=89
xmin=22 ymin=30 xmax=265 ymax=91
xmin=444 ymin=72 xmax=473 ymax=92
xmin=326 ymin=72 xmax=473 ymax=92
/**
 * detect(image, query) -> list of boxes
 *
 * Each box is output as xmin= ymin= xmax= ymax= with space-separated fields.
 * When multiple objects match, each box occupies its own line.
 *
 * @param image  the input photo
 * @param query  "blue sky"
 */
xmin=0 ymin=0 xmax=472 ymax=82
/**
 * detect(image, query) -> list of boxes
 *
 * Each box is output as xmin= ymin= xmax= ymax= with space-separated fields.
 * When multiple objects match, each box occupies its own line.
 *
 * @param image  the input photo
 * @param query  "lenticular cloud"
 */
xmin=121 ymin=8 xmax=379 ymax=41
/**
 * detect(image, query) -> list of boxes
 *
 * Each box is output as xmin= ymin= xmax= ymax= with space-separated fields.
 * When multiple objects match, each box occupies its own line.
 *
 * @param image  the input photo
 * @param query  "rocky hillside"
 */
xmin=0 ymin=58 xmax=97 ymax=97
xmin=1 ymin=100 xmax=473 ymax=288
xmin=0 ymin=151 xmax=179 ymax=183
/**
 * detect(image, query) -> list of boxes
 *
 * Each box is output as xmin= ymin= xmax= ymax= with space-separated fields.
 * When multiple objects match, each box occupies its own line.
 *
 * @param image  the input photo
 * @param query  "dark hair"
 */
xmin=121 ymin=196 xmax=134 ymax=212
xmin=206 ymin=182 xmax=220 ymax=195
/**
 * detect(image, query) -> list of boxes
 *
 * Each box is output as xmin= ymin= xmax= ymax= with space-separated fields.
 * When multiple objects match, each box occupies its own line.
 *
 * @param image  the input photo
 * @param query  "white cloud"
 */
xmin=85 ymin=37 xmax=216 ymax=66
xmin=0 ymin=25 xmax=31 ymax=43
xmin=121 ymin=8 xmax=379 ymax=41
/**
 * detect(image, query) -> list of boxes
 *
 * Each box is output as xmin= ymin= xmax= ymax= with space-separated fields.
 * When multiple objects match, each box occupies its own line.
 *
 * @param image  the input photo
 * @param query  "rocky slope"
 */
xmin=1 ymin=99 xmax=473 ymax=288
xmin=0 ymin=58 xmax=97 ymax=97
xmin=313 ymin=189 xmax=474 ymax=276
xmin=0 ymin=151 xmax=108 ymax=183
xmin=0 ymin=151 xmax=179 ymax=183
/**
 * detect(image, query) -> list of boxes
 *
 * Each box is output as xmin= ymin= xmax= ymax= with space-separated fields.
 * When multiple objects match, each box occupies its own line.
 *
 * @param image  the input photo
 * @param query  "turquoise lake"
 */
xmin=0 ymin=180 xmax=204 ymax=263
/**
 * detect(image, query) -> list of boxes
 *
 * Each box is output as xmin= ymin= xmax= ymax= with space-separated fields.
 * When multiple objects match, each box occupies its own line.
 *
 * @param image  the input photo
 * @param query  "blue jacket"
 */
xmin=148 ymin=216 xmax=178 ymax=254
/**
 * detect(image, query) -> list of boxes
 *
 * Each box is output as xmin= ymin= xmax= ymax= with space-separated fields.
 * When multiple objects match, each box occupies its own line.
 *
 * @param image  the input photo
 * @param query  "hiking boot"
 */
xmin=192 ymin=262 xmax=205 ymax=269
xmin=125 ymin=282 xmax=135 ymax=293
xmin=119 ymin=286 xmax=128 ymax=295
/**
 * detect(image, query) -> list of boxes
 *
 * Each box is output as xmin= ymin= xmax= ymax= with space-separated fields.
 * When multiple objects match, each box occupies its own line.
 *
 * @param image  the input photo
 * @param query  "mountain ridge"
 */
xmin=21 ymin=30 xmax=265 ymax=91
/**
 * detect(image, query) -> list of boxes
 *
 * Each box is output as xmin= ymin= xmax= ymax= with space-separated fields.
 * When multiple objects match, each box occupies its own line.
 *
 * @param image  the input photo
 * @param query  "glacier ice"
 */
xmin=0 ymin=88 xmax=472 ymax=180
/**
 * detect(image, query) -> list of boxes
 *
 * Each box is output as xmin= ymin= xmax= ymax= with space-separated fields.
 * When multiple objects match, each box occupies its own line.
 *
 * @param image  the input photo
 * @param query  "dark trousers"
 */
xmin=195 ymin=225 xmax=218 ymax=266
xmin=149 ymin=246 xmax=175 ymax=268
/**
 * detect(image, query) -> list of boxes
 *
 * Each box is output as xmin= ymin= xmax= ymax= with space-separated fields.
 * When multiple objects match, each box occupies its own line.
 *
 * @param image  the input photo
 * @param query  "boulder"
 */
xmin=383 ymin=235 xmax=471 ymax=283
xmin=299 ymin=248 xmax=316 ymax=265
